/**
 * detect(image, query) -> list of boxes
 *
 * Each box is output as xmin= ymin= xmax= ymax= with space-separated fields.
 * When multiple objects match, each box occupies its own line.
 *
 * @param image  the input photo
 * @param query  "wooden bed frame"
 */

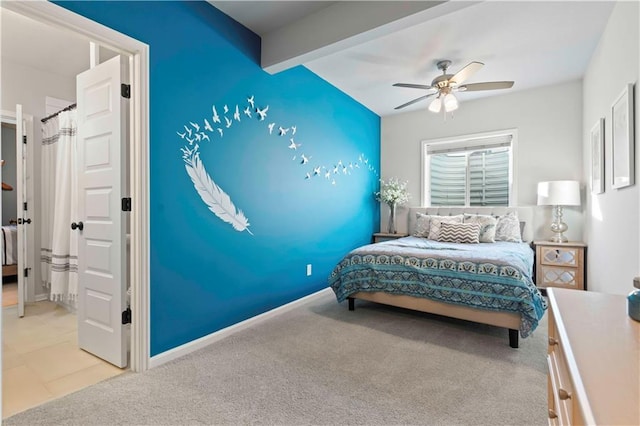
xmin=348 ymin=292 xmax=521 ymax=348
xmin=345 ymin=206 xmax=536 ymax=349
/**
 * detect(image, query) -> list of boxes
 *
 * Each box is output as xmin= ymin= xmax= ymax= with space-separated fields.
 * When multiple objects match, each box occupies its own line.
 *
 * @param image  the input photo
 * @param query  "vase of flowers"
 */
xmin=375 ymin=177 xmax=410 ymax=234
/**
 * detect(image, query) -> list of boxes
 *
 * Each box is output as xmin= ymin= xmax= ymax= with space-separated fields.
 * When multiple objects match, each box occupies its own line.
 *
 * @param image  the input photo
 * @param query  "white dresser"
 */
xmin=547 ymin=288 xmax=639 ymax=425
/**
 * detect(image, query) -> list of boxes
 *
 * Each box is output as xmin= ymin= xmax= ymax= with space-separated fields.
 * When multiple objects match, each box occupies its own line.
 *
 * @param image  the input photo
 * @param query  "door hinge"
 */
xmin=121 ymin=197 xmax=132 ymax=212
xmin=121 ymin=83 xmax=131 ymax=99
xmin=23 ymin=268 xmax=29 ymax=278
xmin=23 ymin=202 xmax=27 ymax=211
xmin=22 ymin=135 xmax=27 ymax=144
xmin=122 ymin=307 xmax=132 ymax=325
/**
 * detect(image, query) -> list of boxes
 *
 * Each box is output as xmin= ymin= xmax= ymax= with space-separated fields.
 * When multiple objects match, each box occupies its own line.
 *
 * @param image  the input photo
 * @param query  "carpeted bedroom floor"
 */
xmin=5 ymin=289 xmax=548 ymax=425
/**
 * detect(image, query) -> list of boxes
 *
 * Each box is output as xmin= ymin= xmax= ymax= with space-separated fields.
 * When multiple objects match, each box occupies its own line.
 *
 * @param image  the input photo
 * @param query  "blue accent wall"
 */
xmin=56 ymin=1 xmax=380 ymax=355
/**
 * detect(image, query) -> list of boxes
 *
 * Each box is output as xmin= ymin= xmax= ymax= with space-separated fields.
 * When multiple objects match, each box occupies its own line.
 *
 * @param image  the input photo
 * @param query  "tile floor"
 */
xmin=2 ymin=301 xmax=125 ymax=418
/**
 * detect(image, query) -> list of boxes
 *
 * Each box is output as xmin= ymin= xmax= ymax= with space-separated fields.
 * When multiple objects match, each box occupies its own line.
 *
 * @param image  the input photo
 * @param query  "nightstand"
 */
xmin=534 ymin=241 xmax=587 ymax=291
xmin=373 ymin=232 xmax=408 ymax=243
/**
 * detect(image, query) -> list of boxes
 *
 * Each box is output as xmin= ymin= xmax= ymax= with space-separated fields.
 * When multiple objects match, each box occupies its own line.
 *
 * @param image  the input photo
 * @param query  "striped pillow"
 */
xmin=437 ymin=222 xmax=481 ymax=244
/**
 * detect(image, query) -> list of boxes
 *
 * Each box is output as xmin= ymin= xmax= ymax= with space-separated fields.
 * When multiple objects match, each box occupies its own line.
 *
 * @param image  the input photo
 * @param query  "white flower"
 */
xmin=374 ymin=177 xmax=410 ymax=206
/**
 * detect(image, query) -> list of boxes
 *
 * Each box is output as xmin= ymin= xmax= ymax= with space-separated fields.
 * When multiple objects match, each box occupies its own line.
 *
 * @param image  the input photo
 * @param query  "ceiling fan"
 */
xmin=393 ymin=60 xmax=514 ymax=113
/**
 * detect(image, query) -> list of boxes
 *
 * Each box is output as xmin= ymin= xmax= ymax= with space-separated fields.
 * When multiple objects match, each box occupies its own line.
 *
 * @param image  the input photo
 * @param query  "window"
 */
xmin=422 ymin=130 xmax=516 ymax=206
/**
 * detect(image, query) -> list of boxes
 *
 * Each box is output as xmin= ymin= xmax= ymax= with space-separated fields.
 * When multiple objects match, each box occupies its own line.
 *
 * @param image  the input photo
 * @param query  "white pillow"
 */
xmin=414 ymin=213 xmax=431 ymax=237
xmin=463 ymin=214 xmax=497 ymax=243
xmin=428 ymin=215 xmax=463 ymax=240
xmin=494 ymin=212 xmax=522 ymax=242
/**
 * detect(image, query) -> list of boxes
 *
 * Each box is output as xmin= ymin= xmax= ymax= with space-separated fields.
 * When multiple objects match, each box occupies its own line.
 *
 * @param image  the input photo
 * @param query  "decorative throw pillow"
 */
xmin=427 ymin=215 xmax=463 ymax=240
xmin=438 ymin=222 xmax=480 ymax=244
xmin=463 ymin=214 xmax=497 ymax=243
xmin=494 ymin=212 xmax=522 ymax=242
xmin=414 ymin=213 xmax=431 ymax=237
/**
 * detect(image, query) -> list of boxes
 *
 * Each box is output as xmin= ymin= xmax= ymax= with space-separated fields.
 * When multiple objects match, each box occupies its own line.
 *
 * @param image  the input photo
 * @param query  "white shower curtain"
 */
xmin=40 ymin=109 xmax=79 ymax=302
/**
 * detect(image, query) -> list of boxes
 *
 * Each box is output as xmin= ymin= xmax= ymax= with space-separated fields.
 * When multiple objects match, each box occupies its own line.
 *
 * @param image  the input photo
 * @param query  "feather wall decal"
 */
xmin=184 ymin=151 xmax=253 ymax=235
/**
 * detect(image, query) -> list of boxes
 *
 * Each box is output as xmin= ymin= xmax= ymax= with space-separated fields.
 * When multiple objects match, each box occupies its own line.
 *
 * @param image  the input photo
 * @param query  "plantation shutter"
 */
xmin=428 ymin=134 xmax=512 ymax=206
xmin=469 ymin=148 xmax=509 ymax=206
xmin=430 ymin=154 xmax=466 ymax=205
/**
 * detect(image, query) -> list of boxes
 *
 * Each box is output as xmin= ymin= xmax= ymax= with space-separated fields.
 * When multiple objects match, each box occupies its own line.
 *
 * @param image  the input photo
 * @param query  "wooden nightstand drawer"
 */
xmin=539 ymin=246 xmax=580 ymax=267
xmin=534 ymin=241 xmax=586 ymax=291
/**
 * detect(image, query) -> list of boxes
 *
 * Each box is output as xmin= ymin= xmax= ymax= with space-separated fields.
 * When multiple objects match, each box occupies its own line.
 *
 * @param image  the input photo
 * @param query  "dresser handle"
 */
xmin=548 ymin=409 xmax=558 ymax=419
xmin=548 ymin=337 xmax=558 ymax=346
xmin=558 ymin=388 xmax=572 ymax=400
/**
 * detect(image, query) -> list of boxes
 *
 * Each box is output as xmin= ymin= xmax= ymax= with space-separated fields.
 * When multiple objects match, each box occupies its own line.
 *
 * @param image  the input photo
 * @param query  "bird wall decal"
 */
xmin=212 ymin=106 xmax=221 ymax=124
xmin=204 ymin=119 xmax=213 ymax=132
xmin=256 ymin=105 xmax=269 ymax=121
xmin=288 ymin=139 xmax=301 ymax=150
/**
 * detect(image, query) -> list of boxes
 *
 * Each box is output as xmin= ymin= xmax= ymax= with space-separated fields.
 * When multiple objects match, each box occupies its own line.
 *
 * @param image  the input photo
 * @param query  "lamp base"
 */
xmin=550 ymin=233 xmax=568 ymax=243
xmin=549 ymin=205 xmax=569 ymax=243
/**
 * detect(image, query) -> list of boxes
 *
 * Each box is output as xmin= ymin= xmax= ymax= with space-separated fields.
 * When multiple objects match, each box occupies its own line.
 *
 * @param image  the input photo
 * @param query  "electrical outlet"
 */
xmin=306 ymin=264 xmax=312 ymax=276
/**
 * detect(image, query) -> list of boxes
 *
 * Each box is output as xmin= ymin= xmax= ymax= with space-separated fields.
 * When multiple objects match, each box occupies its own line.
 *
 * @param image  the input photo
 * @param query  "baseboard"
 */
xmin=35 ymin=293 xmax=49 ymax=302
xmin=149 ymin=287 xmax=332 ymax=369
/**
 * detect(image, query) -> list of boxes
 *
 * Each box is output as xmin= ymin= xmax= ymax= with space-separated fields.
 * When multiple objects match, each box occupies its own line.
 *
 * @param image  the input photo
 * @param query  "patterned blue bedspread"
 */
xmin=329 ymin=237 xmax=547 ymax=337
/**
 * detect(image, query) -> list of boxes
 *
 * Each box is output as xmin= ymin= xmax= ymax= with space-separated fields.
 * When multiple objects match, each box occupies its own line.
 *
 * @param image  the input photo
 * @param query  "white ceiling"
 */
xmin=2 ymin=2 xmax=615 ymax=117
xmin=212 ymin=1 xmax=615 ymax=116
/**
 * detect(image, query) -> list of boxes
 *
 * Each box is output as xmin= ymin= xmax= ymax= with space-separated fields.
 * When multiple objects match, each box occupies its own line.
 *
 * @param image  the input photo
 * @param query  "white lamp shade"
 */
xmin=537 ymin=180 xmax=581 ymax=206
xmin=443 ymin=93 xmax=458 ymax=112
xmin=428 ymin=97 xmax=442 ymax=113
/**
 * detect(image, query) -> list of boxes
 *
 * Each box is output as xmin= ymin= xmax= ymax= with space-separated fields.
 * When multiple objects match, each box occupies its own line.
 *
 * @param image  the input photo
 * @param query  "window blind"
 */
xmin=429 ymin=147 xmax=510 ymax=206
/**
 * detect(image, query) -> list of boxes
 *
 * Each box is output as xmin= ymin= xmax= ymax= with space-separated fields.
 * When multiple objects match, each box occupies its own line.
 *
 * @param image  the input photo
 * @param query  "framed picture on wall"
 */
xmin=611 ymin=83 xmax=635 ymax=189
xmin=590 ymin=118 xmax=604 ymax=194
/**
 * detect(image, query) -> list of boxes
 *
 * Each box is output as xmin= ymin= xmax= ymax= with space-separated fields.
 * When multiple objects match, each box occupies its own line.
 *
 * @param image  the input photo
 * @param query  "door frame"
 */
xmin=0 ymin=110 xmax=35 ymax=308
xmin=2 ymin=0 xmax=151 ymax=373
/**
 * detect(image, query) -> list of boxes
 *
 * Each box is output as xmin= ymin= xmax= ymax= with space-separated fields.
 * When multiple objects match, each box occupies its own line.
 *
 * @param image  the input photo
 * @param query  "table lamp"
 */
xmin=537 ymin=180 xmax=581 ymax=243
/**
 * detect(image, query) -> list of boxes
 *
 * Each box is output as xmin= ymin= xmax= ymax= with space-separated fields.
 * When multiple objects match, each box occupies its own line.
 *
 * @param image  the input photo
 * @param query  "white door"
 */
xmin=14 ymin=104 xmax=32 ymax=318
xmin=76 ymin=55 xmax=128 ymax=368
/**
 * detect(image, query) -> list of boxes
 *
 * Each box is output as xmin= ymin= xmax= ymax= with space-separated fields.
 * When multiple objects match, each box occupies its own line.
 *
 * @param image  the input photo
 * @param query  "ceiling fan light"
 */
xmin=444 ymin=93 xmax=458 ymax=112
xmin=428 ymin=97 xmax=442 ymax=113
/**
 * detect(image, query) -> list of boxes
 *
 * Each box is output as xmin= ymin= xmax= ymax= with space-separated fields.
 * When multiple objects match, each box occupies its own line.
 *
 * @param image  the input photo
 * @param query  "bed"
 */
xmin=329 ymin=207 xmax=547 ymax=348
xmin=2 ymin=225 xmax=18 ymax=277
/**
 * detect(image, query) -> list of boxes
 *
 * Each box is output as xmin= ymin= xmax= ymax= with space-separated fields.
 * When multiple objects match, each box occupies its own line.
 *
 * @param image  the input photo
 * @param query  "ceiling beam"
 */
xmin=262 ymin=1 xmax=480 ymax=74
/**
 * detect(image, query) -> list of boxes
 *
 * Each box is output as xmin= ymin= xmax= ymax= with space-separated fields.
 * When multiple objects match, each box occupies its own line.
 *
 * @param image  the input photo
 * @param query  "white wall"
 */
xmin=582 ymin=1 xmax=639 ymax=296
xmin=1 ymin=58 xmax=76 ymax=300
xmin=381 ymin=79 xmax=584 ymax=240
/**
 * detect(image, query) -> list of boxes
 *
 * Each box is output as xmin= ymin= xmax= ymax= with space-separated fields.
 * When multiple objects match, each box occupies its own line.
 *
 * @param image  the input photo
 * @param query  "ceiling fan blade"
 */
xmin=450 ymin=61 xmax=484 ymax=85
xmin=393 ymin=83 xmax=434 ymax=90
xmin=457 ymin=81 xmax=515 ymax=92
xmin=394 ymin=93 xmax=435 ymax=110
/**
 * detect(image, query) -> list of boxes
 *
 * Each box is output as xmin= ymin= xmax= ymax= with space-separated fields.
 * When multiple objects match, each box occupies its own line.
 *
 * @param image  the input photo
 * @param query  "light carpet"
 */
xmin=5 ymin=289 xmax=548 ymax=425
